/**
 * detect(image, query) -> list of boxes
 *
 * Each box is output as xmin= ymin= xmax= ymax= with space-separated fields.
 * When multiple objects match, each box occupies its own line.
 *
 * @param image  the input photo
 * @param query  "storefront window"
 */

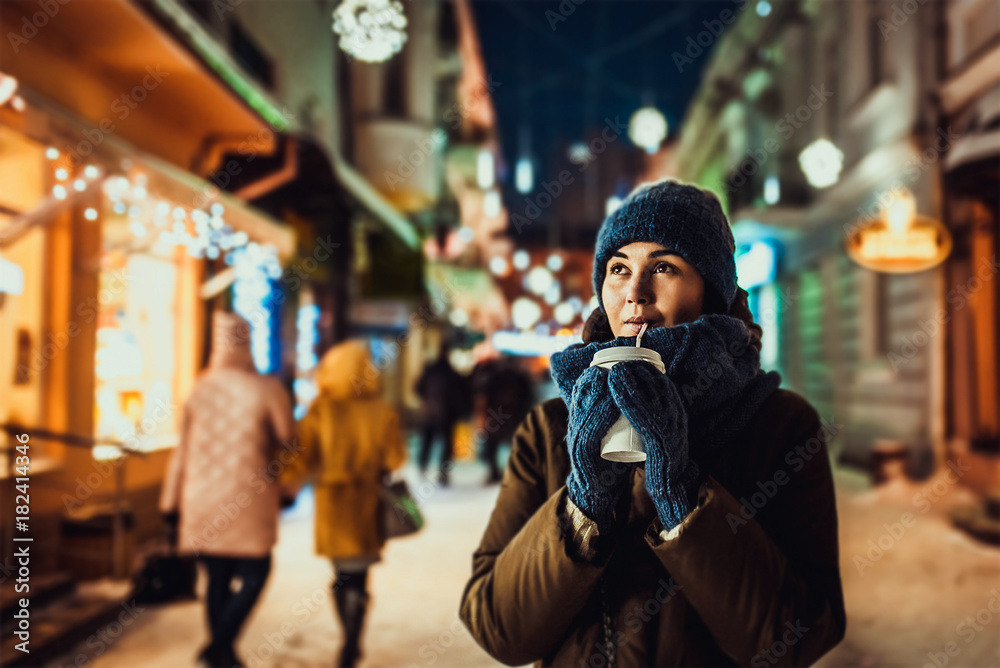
xmin=0 ymin=126 xmax=49 ymax=464
xmin=94 ymin=190 xmax=182 ymax=452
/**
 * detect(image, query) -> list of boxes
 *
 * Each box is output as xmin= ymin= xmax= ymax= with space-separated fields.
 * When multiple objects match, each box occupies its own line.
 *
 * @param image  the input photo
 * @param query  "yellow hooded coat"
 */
xmin=286 ymin=340 xmax=407 ymax=560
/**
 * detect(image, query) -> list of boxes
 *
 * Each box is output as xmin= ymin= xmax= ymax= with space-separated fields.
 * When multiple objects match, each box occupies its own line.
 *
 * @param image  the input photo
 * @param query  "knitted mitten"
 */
xmin=565 ymin=365 xmax=632 ymax=532
xmin=607 ymin=360 xmax=700 ymax=531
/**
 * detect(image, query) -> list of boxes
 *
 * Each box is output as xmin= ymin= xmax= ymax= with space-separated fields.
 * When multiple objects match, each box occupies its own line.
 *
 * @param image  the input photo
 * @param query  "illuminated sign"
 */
xmin=846 ymin=189 xmax=952 ymax=273
xmin=736 ymin=241 xmax=777 ymax=290
xmin=492 ymin=330 xmax=582 ymax=357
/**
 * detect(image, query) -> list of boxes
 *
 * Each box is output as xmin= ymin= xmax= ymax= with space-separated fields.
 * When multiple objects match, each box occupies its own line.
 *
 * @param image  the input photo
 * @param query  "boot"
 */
xmin=333 ymin=583 xmax=369 ymax=668
xmin=197 ymin=642 xmax=242 ymax=668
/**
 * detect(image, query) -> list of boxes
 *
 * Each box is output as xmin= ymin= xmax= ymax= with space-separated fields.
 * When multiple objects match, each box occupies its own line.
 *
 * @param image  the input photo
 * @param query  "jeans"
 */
xmin=202 ymin=554 xmax=272 ymax=650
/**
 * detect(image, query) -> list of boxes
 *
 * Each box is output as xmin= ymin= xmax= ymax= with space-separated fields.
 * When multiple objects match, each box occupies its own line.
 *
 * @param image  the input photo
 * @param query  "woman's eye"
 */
xmin=654 ymin=262 xmax=678 ymax=275
xmin=609 ymin=263 xmax=629 ymax=275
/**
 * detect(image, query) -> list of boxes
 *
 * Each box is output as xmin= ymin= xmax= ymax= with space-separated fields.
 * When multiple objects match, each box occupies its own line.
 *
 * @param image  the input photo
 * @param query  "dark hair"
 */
xmin=726 ymin=287 xmax=763 ymax=355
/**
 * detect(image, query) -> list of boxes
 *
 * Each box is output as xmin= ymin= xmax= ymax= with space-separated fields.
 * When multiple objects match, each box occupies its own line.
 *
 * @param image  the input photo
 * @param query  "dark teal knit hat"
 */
xmin=593 ymin=179 xmax=737 ymax=312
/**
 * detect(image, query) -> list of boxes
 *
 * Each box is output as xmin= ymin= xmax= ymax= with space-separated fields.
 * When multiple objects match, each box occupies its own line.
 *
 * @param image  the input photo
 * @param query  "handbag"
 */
xmin=130 ymin=516 xmax=197 ymax=605
xmin=380 ymin=478 xmax=424 ymax=540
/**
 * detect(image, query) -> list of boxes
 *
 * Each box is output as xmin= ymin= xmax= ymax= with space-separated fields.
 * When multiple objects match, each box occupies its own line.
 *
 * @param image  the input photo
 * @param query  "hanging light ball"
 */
xmin=628 ymin=106 xmax=668 ymax=154
xmin=332 ymin=0 xmax=408 ymax=63
xmin=799 ymin=138 xmax=844 ymax=189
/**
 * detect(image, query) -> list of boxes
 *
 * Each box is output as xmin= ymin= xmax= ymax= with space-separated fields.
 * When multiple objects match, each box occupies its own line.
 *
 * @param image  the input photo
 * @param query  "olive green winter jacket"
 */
xmin=459 ymin=386 xmax=846 ymax=667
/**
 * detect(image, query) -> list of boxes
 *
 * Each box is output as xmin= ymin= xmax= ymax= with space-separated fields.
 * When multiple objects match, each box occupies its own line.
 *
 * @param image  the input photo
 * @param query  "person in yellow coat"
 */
xmin=284 ymin=339 xmax=407 ymax=668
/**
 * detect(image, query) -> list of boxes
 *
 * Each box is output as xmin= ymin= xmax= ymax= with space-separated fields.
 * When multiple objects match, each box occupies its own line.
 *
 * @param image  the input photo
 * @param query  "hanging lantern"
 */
xmin=846 ymin=188 xmax=952 ymax=273
xmin=332 ymin=0 xmax=408 ymax=63
xmin=628 ymin=107 xmax=668 ymax=154
xmin=799 ymin=138 xmax=844 ymax=189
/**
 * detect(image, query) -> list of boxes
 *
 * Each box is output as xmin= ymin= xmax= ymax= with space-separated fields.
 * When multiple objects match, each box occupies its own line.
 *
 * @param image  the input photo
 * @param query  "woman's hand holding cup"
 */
xmin=607 ymin=361 xmax=700 ymax=531
xmin=565 ymin=365 xmax=633 ymax=532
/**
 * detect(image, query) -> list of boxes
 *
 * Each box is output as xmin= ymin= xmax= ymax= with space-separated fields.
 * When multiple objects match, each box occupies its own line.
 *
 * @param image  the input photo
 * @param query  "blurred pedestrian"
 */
xmin=283 ymin=340 xmax=407 ymax=668
xmin=471 ymin=357 xmax=535 ymax=484
xmin=160 ymin=312 xmax=295 ymax=668
xmin=415 ymin=342 xmax=470 ymax=486
xmin=460 ymin=179 xmax=845 ymax=666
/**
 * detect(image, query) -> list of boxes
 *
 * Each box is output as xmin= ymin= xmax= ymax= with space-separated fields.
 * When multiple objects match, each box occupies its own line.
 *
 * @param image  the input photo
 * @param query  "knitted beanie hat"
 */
xmin=592 ymin=179 xmax=738 ymax=312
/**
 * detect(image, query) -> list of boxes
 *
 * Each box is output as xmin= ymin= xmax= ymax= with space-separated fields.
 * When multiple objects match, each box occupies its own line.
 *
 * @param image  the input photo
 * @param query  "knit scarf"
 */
xmin=549 ymin=314 xmax=782 ymax=456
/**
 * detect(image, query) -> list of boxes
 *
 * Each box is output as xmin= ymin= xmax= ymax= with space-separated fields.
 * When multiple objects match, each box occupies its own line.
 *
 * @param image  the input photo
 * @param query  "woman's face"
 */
xmin=601 ymin=241 xmax=705 ymax=337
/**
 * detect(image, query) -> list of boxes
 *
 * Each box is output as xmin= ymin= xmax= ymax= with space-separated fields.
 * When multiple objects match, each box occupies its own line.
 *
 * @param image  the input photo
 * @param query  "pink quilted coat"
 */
xmin=160 ymin=312 xmax=295 ymax=557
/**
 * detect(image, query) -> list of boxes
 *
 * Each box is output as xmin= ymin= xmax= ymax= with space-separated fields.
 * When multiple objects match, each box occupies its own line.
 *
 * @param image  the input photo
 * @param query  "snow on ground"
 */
xmin=46 ymin=456 xmax=1000 ymax=668
xmin=818 ymin=470 xmax=1000 ymax=668
xmin=47 ymin=456 xmax=508 ymax=668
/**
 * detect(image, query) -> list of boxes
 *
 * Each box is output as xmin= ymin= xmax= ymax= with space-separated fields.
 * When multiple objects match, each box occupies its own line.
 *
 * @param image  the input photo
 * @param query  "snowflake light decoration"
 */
xmin=332 ymin=0 xmax=408 ymax=63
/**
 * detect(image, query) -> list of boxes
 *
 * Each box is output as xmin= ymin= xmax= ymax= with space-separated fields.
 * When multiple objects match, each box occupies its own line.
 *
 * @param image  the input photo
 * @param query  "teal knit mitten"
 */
xmin=607 ymin=360 xmax=700 ymax=531
xmin=565 ymin=365 xmax=632 ymax=532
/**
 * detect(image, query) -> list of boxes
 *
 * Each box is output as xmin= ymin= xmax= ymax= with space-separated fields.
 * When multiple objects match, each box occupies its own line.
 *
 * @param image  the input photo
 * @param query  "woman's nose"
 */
xmin=626 ymin=274 xmax=652 ymax=304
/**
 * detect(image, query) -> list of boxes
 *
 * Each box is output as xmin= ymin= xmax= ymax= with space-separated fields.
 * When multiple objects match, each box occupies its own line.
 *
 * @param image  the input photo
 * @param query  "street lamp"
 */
xmin=628 ymin=107 xmax=668 ymax=154
xmin=799 ymin=138 xmax=843 ymax=189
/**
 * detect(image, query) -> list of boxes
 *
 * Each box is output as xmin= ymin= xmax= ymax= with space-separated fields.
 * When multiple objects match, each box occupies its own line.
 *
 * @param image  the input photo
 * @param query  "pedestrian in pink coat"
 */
xmin=160 ymin=312 xmax=295 ymax=668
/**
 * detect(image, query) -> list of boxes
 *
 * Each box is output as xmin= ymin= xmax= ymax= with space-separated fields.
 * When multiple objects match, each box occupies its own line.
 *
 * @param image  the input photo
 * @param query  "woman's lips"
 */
xmin=623 ymin=320 xmax=654 ymax=334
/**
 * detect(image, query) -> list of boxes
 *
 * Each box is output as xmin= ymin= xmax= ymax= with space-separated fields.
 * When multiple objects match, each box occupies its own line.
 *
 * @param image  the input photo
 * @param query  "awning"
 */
xmin=331 ymin=152 xmax=422 ymax=251
xmin=0 ymin=0 xmax=421 ymax=253
xmin=0 ymin=95 xmax=295 ymax=260
xmin=0 ymin=0 xmax=289 ymax=171
xmin=945 ymin=82 xmax=1000 ymax=172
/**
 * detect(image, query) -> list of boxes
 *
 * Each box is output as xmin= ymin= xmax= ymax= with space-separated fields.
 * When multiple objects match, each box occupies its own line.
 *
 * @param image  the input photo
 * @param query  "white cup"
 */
xmin=589 ymin=346 xmax=665 ymax=462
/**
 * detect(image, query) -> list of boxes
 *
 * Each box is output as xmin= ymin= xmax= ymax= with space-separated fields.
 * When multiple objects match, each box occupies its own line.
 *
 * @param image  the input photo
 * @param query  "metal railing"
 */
xmin=0 ymin=424 xmax=147 ymax=579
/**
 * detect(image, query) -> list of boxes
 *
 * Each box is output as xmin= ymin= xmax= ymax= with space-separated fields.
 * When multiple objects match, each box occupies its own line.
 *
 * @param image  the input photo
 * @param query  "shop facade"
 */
xmin=0 ymin=92 xmax=293 ymax=580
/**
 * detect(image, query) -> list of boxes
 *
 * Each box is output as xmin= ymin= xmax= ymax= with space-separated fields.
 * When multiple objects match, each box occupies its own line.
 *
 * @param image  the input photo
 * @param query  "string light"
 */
xmin=489 ymin=256 xmax=509 ymax=276
xmin=512 ymin=249 xmax=530 ymax=271
xmin=98 ymin=172 xmax=266 ymax=268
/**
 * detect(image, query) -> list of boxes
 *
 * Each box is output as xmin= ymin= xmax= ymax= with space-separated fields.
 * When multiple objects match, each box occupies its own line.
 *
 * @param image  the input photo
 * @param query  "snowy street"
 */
xmin=47 ymin=459 xmax=507 ymax=668
xmin=44 ymin=464 xmax=1000 ymax=668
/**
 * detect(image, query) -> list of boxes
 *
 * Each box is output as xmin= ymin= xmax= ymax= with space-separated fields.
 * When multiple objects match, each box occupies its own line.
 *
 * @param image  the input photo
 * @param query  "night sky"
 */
xmin=473 ymin=0 xmax=736 ymax=181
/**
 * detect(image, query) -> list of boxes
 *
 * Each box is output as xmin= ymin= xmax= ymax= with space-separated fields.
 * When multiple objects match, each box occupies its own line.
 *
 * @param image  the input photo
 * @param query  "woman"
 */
xmin=160 ymin=312 xmax=295 ymax=668
xmin=283 ymin=339 xmax=407 ymax=668
xmin=459 ymin=179 xmax=846 ymax=667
